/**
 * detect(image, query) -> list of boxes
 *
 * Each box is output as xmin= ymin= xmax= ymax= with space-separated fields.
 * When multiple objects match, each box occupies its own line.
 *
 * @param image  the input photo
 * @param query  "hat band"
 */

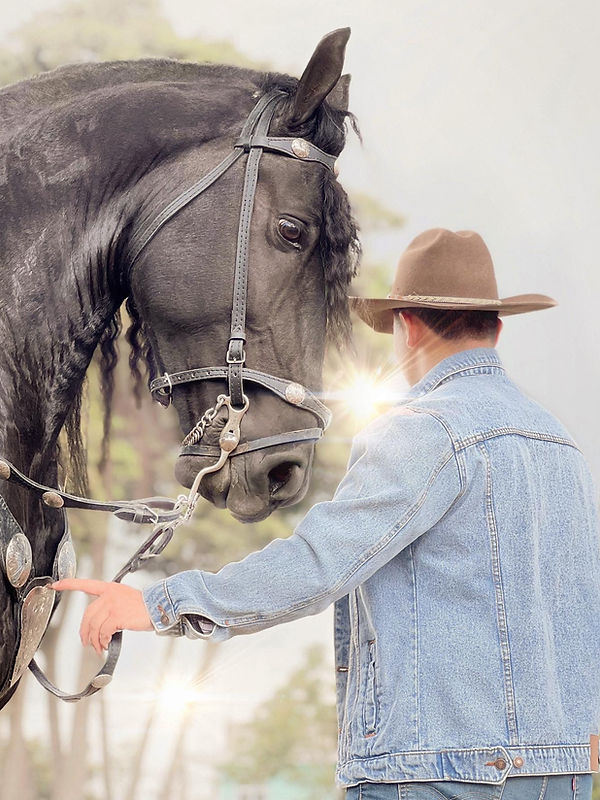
xmin=390 ymin=294 xmax=502 ymax=306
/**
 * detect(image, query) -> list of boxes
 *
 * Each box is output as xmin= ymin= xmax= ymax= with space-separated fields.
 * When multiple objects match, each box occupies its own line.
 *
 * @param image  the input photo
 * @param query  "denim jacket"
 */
xmin=143 ymin=348 xmax=600 ymax=786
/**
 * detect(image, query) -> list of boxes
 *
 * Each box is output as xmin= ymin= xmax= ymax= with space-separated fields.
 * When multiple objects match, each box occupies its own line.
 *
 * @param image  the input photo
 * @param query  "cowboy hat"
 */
xmin=350 ymin=228 xmax=557 ymax=334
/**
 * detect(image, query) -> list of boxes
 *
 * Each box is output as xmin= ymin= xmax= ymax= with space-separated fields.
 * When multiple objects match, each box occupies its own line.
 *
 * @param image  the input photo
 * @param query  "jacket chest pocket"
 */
xmin=363 ymin=638 xmax=379 ymax=737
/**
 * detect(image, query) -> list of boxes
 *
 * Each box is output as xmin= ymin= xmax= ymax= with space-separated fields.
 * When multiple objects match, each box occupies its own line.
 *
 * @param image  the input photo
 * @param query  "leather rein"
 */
xmin=0 ymin=89 xmax=336 ymax=702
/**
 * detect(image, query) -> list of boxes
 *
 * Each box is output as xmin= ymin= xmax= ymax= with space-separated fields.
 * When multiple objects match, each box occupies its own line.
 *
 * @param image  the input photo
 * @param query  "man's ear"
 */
xmin=288 ymin=28 xmax=351 ymax=126
xmin=400 ymin=311 xmax=424 ymax=348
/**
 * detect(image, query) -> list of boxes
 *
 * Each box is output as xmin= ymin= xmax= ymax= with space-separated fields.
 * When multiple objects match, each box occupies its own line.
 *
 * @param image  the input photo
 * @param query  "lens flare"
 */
xmin=328 ymin=365 xmax=403 ymax=425
xmin=156 ymin=680 xmax=204 ymax=713
xmin=344 ymin=376 xmax=387 ymax=422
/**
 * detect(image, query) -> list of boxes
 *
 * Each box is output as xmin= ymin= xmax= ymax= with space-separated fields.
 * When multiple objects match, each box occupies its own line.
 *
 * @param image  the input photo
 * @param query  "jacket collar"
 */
xmin=404 ymin=347 xmax=505 ymax=401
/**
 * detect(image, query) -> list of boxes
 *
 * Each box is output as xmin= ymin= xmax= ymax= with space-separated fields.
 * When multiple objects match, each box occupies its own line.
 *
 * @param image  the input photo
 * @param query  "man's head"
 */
xmin=393 ymin=307 xmax=502 ymax=386
xmin=349 ymin=227 xmax=556 ymax=384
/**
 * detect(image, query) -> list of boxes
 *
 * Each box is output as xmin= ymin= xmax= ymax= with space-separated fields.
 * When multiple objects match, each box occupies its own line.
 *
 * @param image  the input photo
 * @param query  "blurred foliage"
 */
xmin=219 ymin=645 xmax=340 ymax=797
xmin=351 ymin=191 xmax=405 ymax=230
xmin=0 ymin=0 xmax=261 ymax=85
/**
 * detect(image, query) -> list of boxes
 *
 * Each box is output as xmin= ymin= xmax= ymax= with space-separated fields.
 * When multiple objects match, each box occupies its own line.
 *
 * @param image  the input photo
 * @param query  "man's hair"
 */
xmin=403 ymin=308 xmax=500 ymax=341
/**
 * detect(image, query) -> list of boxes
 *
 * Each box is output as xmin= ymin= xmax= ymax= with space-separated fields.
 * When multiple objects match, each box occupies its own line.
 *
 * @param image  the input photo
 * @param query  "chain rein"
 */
xmin=115 ymin=393 xmax=249 ymax=582
xmin=181 ymin=393 xmax=226 ymax=447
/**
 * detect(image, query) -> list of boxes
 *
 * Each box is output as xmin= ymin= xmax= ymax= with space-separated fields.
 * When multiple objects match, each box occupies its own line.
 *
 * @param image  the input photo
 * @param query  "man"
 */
xmin=54 ymin=228 xmax=600 ymax=799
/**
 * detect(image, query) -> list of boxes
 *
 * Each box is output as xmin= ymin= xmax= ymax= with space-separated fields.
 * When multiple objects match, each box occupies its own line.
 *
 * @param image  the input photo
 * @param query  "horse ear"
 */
xmin=327 ymin=74 xmax=351 ymax=112
xmin=289 ymin=28 xmax=351 ymax=126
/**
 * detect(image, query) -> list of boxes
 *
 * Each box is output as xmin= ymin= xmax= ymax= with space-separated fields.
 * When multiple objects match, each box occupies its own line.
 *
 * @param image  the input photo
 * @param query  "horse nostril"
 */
xmin=268 ymin=461 xmax=296 ymax=496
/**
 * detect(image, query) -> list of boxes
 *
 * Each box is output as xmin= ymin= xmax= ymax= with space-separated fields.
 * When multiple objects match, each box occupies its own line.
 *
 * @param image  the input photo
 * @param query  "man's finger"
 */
xmin=80 ymin=598 xmax=108 ymax=649
xmin=84 ymin=606 xmax=111 ymax=656
xmin=98 ymin=617 xmax=120 ymax=651
xmin=51 ymin=578 xmax=111 ymax=596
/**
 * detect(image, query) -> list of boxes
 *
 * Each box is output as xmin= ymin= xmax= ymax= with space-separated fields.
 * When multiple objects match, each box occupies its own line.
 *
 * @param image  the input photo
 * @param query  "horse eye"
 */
xmin=277 ymin=218 xmax=302 ymax=245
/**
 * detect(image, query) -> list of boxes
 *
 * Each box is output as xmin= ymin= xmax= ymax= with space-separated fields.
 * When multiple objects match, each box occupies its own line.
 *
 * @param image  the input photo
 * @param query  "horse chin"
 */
xmin=174 ymin=444 xmax=313 ymax=523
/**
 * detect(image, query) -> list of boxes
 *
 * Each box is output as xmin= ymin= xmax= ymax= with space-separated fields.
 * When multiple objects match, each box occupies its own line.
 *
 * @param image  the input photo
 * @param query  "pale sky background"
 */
xmin=0 ymin=1 xmax=599 ymax=796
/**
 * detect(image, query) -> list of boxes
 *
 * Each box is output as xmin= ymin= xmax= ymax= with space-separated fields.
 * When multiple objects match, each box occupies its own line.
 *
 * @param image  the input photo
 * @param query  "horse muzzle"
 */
xmin=175 ymin=439 xmax=315 ymax=523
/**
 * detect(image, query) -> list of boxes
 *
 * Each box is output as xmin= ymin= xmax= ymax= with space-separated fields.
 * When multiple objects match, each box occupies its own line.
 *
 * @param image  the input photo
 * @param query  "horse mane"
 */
xmin=56 ymin=63 xmax=360 ymax=480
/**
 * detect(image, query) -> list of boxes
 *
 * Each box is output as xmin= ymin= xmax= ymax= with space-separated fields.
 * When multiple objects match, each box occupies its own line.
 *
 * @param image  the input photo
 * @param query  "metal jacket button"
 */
xmin=513 ymin=756 xmax=524 ymax=768
xmin=494 ymin=757 xmax=507 ymax=770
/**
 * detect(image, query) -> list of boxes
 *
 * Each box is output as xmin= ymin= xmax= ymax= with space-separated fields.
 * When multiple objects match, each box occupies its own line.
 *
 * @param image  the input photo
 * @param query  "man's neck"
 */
xmin=402 ymin=338 xmax=495 ymax=387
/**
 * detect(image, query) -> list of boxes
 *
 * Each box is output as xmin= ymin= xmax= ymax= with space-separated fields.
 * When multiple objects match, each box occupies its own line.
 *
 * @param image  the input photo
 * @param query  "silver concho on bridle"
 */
xmin=55 ymin=536 xmax=77 ymax=580
xmin=5 ymin=532 xmax=32 ymax=588
xmin=11 ymin=585 xmax=56 ymax=687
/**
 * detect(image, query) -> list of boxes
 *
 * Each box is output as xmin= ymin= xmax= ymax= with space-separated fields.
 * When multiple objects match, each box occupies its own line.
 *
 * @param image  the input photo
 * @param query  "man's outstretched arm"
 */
xmin=54 ymin=408 xmax=462 ymax=652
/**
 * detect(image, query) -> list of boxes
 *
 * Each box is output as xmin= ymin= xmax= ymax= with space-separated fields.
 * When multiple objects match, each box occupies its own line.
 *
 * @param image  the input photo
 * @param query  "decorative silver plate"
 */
xmin=10 ymin=585 xmax=55 ymax=686
xmin=56 ymin=537 xmax=77 ymax=580
xmin=291 ymin=138 xmax=310 ymax=159
xmin=5 ymin=533 xmax=32 ymax=588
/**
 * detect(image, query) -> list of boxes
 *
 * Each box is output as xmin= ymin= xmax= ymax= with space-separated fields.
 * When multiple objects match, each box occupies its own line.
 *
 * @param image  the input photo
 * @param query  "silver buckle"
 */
xmin=157 ymin=372 xmax=173 ymax=395
xmin=226 ymin=349 xmax=246 ymax=364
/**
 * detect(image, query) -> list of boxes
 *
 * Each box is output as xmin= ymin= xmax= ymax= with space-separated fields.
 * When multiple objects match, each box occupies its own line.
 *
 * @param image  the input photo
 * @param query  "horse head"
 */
xmin=124 ymin=29 xmax=358 ymax=521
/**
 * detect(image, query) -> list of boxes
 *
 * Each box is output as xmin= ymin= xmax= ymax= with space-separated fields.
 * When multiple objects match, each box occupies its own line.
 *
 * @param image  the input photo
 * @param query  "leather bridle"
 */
xmin=131 ymin=88 xmax=334 ymax=455
xmin=0 ymin=89 xmax=338 ymax=702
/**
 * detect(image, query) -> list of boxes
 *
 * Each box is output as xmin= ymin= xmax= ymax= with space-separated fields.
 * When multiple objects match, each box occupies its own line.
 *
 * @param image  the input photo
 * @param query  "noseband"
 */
xmin=0 ymin=89 xmax=338 ymax=703
xmin=130 ymin=89 xmax=334 ymax=467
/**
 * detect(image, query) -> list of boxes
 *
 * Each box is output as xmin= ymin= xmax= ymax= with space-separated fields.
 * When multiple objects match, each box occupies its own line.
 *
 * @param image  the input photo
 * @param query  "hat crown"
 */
xmin=391 ymin=228 xmax=499 ymax=301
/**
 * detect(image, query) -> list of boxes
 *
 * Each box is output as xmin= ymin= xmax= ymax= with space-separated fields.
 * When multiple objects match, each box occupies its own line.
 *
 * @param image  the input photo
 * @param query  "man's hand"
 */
xmin=51 ymin=579 xmax=153 ymax=655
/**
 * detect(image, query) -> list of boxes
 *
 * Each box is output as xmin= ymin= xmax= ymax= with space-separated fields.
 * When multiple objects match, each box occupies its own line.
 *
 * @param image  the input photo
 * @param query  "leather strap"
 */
xmin=226 ymin=93 xmax=281 ymax=406
xmin=149 ymin=366 xmax=331 ymax=430
xmin=128 ymin=90 xmax=284 ymax=268
xmin=180 ymin=427 xmax=323 ymax=457
xmin=128 ymin=149 xmax=244 ymax=268
xmin=29 ymin=634 xmax=122 ymax=703
xmin=236 ymin=134 xmax=337 ymax=171
xmin=0 ymin=459 xmax=181 ymax=524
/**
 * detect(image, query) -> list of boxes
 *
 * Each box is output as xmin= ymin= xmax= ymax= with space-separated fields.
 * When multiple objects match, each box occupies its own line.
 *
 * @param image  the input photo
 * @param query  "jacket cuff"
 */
xmin=142 ymin=579 xmax=223 ymax=640
xmin=143 ymin=580 xmax=183 ymax=637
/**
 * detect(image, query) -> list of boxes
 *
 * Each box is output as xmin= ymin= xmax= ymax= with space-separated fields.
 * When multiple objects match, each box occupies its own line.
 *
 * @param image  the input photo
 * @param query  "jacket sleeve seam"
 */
xmin=406 ymin=405 xmax=466 ymax=498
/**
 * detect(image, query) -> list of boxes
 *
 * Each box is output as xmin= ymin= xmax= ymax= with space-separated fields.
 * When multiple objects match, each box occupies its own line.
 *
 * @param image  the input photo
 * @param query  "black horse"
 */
xmin=0 ymin=29 xmax=358 ymax=706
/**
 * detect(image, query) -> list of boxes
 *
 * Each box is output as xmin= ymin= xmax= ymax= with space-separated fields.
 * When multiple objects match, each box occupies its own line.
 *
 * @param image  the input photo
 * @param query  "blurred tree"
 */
xmin=0 ymin=0 xmax=261 ymax=85
xmin=219 ymin=644 xmax=341 ymax=798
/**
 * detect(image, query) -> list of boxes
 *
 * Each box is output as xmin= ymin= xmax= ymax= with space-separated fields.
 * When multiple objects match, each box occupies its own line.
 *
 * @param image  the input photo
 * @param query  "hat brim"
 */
xmin=349 ymin=294 xmax=558 ymax=334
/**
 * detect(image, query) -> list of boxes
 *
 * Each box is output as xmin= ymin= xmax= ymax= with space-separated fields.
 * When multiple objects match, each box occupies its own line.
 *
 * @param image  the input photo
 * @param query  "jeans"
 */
xmin=345 ymin=775 xmax=594 ymax=800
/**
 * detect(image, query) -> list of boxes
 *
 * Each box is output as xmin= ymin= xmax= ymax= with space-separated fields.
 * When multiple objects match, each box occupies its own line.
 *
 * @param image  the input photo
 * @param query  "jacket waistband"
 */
xmin=337 ymin=743 xmax=594 ymax=787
